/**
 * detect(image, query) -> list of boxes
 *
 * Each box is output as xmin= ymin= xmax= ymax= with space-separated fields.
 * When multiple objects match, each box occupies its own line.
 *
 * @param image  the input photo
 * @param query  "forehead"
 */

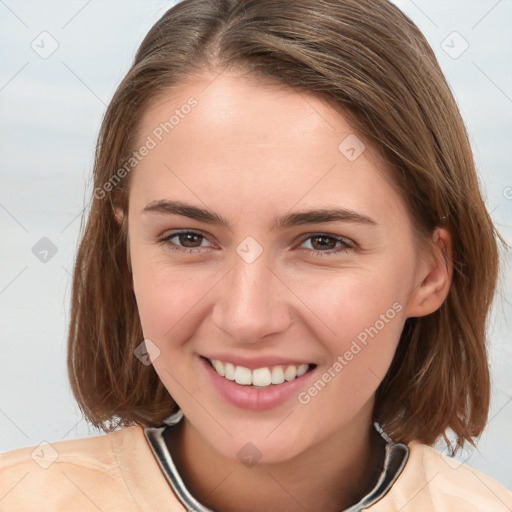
xmin=130 ymin=72 xmax=407 ymax=227
xmin=140 ymin=72 xmax=360 ymax=153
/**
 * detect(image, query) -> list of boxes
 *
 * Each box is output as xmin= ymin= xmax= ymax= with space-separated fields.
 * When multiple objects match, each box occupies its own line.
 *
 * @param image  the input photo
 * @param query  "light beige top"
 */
xmin=1 ymin=424 xmax=511 ymax=511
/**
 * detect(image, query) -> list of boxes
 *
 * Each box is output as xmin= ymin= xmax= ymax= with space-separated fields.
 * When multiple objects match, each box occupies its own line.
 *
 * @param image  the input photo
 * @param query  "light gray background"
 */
xmin=1 ymin=0 xmax=511 ymax=490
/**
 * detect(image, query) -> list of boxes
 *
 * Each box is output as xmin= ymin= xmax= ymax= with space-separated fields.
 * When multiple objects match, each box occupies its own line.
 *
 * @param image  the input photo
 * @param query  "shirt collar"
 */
xmin=144 ymin=409 xmax=409 ymax=512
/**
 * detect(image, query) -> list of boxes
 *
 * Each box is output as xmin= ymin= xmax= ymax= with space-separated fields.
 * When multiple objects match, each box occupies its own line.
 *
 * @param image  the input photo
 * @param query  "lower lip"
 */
xmin=199 ymin=356 xmax=317 ymax=411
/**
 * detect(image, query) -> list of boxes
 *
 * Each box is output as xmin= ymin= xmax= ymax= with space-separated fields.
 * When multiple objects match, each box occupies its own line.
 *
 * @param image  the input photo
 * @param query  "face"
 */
xmin=126 ymin=71 xmax=425 ymax=464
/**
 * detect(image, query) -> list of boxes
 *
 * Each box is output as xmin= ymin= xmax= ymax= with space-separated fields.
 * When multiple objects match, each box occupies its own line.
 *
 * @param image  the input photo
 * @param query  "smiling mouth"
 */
xmin=202 ymin=356 xmax=317 ymax=388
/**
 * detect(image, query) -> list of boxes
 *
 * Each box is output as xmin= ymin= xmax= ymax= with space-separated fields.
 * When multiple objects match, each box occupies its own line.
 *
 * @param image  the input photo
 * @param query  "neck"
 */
xmin=164 ymin=405 xmax=385 ymax=512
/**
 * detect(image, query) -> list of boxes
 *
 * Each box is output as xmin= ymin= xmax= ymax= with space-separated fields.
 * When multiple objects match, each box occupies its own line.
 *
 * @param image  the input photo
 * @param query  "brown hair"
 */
xmin=67 ymin=0 xmax=502 ymax=449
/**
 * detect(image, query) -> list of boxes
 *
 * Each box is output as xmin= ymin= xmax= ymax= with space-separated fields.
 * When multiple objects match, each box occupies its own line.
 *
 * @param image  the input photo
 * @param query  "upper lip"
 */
xmin=200 ymin=353 xmax=316 ymax=370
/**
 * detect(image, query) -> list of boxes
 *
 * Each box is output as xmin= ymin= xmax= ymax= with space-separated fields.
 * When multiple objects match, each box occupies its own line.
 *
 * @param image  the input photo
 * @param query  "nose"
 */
xmin=211 ymin=249 xmax=292 ymax=344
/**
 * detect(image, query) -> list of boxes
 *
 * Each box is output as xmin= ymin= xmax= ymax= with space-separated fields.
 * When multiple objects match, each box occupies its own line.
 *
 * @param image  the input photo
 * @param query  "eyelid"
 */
xmin=158 ymin=229 xmax=357 ymax=257
xmin=296 ymin=233 xmax=355 ymax=257
xmin=158 ymin=229 xmax=216 ymax=251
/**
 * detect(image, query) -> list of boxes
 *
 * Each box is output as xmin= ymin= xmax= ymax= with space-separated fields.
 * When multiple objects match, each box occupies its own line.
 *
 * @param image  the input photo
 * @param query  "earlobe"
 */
xmin=113 ymin=207 xmax=124 ymax=225
xmin=112 ymin=206 xmax=133 ymax=291
xmin=405 ymin=228 xmax=453 ymax=318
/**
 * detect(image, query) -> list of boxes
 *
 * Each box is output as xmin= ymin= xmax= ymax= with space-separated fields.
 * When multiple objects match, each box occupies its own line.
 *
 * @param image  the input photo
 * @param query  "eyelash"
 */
xmin=157 ymin=230 xmax=354 ymax=257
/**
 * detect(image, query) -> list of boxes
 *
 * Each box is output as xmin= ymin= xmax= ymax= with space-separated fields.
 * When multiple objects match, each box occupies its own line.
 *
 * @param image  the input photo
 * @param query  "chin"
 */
xmin=206 ymin=425 xmax=312 ymax=467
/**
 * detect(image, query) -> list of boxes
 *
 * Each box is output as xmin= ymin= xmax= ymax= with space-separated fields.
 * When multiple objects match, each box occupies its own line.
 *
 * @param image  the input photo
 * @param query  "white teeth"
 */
xmin=234 ymin=366 xmax=252 ymax=385
xmin=284 ymin=365 xmax=297 ymax=381
xmin=271 ymin=366 xmax=285 ymax=384
xmin=212 ymin=360 xmax=225 ymax=377
xmin=253 ymin=368 xmax=272 ymax=387
xmin=208 ymin=359 xmax=312 ymax=387
xmin=224 ymin=362 xmax=235 ymax=380
xmin=296 ymin=363 xmax=309 ymax=377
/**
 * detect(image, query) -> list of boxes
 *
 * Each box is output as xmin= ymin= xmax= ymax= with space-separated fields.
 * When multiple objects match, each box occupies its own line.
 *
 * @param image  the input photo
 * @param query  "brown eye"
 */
xmin=176 ymin=232 xmax=203 ymax=248
xmin=158 ymin=230 xmax=212 ymax=254
xmin=300 ymin=234 xmax=353 ymax=257
xmin=309 ymin=235 xmax=337 ymax=250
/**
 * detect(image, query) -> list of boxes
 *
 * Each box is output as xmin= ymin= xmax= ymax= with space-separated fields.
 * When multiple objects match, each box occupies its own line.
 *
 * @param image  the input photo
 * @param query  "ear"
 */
xmin=113 ymin=206 xmax=124 ymax=225
xmin=112 ymin=206 xmax=134 ymax=291
xmin=404 ymin=227 xmax=453 ymax=318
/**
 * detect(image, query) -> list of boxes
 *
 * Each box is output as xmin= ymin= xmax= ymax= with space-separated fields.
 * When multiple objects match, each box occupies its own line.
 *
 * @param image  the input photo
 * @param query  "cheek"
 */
xmin=292 ymin=257 xmax=411 ymax=343
xmin=289 ymin=255 xmax=411 ymax=402
xmin=131 ymin=250 xmax=216 ymax=347
xmin=295 ymin=275 xmax=406 ymax=422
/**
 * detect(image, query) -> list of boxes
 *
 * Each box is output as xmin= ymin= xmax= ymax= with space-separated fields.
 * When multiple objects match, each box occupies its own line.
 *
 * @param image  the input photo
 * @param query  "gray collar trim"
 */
xmin=144 ymin=409 xmax=409 ymax=512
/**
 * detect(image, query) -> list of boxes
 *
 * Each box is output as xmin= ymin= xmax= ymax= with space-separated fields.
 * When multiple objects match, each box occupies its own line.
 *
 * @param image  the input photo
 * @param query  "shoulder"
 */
xmin=0 ymin=426 xmax=185 ymax=512
xmin=368 ymin=442 xmax=512 ymax=512
xmin=0 ymin=427 xmax=139 ymax=511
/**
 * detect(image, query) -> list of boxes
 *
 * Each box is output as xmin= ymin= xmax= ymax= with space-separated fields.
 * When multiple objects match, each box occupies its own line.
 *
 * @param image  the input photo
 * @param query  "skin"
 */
xmin=122 ymin=71 xmax=452 ymax=512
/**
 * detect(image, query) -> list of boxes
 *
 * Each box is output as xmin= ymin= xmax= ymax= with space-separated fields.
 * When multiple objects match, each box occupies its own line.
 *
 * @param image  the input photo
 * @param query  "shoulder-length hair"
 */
xmin=67 ymin=0 xmax=501 ymax=449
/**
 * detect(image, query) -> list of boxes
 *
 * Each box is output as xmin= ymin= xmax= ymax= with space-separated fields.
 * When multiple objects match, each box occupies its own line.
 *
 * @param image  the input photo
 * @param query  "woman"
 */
xmin=1 ymin=1 xmax=510 ymax=510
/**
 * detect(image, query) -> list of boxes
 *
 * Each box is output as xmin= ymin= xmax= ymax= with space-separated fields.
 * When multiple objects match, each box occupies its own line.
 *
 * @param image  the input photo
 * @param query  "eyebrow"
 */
xmin=143 ymin=200 xmax=377 ymax=229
